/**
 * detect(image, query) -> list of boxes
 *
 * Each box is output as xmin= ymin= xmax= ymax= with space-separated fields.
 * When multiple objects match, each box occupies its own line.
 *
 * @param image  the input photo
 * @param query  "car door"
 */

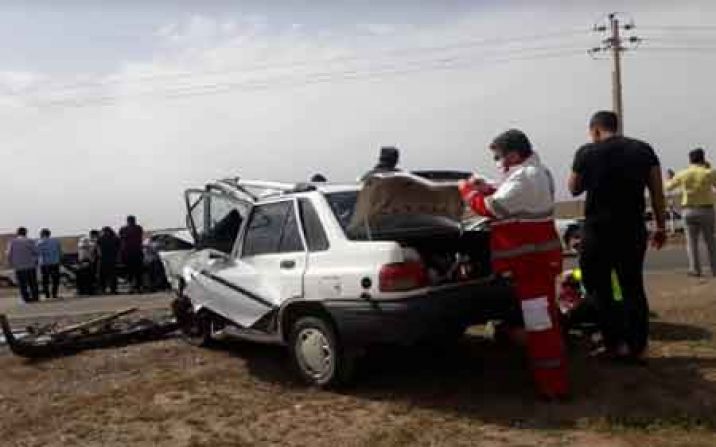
xmin=182 ymin=189 xmax=256 ymax=321
xmin=200 ymin=199 xmax=308 ymax=328
xmin=185 ymin=189 xmax=251 ymax=250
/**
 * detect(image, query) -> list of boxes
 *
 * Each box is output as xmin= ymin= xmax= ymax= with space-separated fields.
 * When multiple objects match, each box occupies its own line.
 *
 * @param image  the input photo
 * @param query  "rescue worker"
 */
xmin=459 ymin=129 xmax=568 ymax=399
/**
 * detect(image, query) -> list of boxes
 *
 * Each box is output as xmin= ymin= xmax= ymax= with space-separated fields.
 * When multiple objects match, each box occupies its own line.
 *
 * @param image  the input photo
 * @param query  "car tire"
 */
xmin=289 ymin=316 xmax=353 ymax=387
xmin=172 ymin=297 xmax=213 ymax=347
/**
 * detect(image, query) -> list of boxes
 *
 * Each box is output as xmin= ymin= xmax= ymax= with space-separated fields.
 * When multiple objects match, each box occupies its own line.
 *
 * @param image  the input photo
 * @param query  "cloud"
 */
xmin=154 ymin=14 xmax=267 ymax=49
xmin=356 ymin=23 xmax=399 ymax=36
xmin=4 ymin=2 xmax=716 ymax=234
xmin=0 ymin=71 xmax=46 ymax=94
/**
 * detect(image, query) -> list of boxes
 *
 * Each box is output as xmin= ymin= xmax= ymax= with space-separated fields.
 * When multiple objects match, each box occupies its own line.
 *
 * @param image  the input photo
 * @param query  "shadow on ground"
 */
xmin=650 ymin=321 xmax=712 ymax=342
xmin=222 ymin=332 xmax=716 ymax=431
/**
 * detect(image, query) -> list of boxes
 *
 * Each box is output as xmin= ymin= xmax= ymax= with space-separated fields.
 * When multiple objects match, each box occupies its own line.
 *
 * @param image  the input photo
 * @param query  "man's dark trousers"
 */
xmin=16 ymin=268 xmax=39 ymax=303
xmin=41 ymin=264 xmax=60 ymax=298
xmin=99 ymin=262 xmax=118 ymax=294
xmin=124 ymin=254 xmax=144 ymax=292
xmin=580 ymin=223 xmax=649 ymax=355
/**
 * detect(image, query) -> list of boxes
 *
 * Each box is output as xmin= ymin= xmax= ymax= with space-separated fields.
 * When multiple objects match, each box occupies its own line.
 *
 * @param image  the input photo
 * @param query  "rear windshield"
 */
xmin=325 ymin=191 xmax=358 ymax=232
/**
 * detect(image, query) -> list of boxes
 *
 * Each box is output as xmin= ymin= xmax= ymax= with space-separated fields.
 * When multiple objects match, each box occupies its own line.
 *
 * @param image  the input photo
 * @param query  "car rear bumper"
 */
xmin=323 ymin=277 xmax=517 ymax=346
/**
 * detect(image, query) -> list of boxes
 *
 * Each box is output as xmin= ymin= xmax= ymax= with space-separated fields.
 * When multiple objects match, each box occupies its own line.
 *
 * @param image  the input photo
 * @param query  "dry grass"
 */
xmin=0 ymin=273 xmax=715 ymax=446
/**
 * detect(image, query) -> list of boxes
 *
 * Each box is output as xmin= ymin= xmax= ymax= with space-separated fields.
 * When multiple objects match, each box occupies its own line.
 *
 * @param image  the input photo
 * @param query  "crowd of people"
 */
xmin=5 ymin=215 xmax=167 ymax=303
xmin=4 ymin=227 xmax=59 ymax=302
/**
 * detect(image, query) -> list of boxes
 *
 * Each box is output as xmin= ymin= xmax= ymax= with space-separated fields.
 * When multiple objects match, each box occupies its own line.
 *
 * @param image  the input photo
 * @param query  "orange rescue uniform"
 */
xmin=460 ymin=153 xmax=568 ymax=398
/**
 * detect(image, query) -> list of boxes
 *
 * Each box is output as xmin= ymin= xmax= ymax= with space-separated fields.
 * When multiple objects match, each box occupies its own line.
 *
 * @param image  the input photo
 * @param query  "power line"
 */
xmin=37 ymin=48 xmax=585 ymax=108
xmin=641 ymin=37 xmax=716 ymax=48
xmin=21 ymin=28 xmax=590 ymax=94
xmin=639 ymin=46 xmax=716 ymax=52
xmin=640 ymin=25 xmax=716 ymax=32
xmin=27 ymin=43 xmax=584 ymax=103
xmin=43 ymin=50 xmax=586 ymax=107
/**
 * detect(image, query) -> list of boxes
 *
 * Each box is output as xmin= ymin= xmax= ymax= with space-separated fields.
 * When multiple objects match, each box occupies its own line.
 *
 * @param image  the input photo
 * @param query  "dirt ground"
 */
xmin=1 ymin=273 xmax=715 ymax=447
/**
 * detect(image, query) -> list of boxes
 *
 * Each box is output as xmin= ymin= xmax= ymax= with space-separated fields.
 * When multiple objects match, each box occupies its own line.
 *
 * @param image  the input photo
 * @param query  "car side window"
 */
xmin=299 ymin=199 xmax=329 ymax=252
xmin=280 ymin=206 xmax=304 ymax=253
xmin=188 ymin=191 xmax=248 ymax=254
xmin=206 ymin=196 xmax=248 ymax=254
xmin=243 ymin=201 xmax=305 ymax=256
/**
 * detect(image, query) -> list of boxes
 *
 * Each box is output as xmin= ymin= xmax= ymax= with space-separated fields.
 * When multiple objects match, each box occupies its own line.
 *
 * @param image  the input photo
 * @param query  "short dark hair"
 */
xmin=90 ymin=229 xmax=100 ymax=237
xmin=127 ymin=215 xmax=137 ymax=224
xmin=40 ymin=228 xmax=51 ymax=237
xmin=17 ymin=227 xmax=27 ymax=236
xmin=491 ymin=129 xmax=533 ymax=158
xmin=310 ymin=173 xmax=327 ymax=183
xmin=378 ymin=146 xmax=399 ymax=168
xmin=589 ymin=111 xmax=619 ymax=133
xmin=689 ymin=148 xmax=706 ymax=165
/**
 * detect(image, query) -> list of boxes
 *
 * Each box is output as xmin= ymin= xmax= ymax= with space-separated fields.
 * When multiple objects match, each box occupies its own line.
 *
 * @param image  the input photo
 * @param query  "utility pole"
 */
xmin=610 ymin=14 xmax=624 ymax=134
xmin=589 ymin=12 xmax=640 ymax=135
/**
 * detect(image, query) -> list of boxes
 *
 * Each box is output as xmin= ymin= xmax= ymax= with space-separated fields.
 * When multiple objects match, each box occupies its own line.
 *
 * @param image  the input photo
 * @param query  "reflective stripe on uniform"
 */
xmin=488 ymin=209 xmax=556 ymax=223
xmin=492 ymin=238 xmax=562 ymax=260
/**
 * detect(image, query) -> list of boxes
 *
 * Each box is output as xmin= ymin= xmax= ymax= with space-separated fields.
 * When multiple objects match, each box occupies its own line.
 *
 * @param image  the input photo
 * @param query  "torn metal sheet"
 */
xmin=0 ymin=310 xmax=178 ymax=358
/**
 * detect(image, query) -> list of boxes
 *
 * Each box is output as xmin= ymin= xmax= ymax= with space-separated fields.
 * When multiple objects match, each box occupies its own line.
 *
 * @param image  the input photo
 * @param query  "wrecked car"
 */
xmin=165 ymin=174 xmax=516 ymax=386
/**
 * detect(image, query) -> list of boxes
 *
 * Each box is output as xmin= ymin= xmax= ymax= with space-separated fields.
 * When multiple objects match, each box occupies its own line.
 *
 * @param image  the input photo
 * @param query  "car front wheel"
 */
xmin=172 ymin=296 xmax=213 ymax=347
xmin=289 ymin=316 xmax=353 ymax=387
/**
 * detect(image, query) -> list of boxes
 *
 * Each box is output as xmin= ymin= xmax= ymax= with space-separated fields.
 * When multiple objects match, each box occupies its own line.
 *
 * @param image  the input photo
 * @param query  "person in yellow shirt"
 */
xmin=666 ymin=148 xmax=716 ymax=277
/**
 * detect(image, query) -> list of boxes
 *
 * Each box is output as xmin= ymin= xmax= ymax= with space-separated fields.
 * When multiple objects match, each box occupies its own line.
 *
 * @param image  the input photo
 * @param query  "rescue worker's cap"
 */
xmin=490 ymin=129 xmax=532 ymax=156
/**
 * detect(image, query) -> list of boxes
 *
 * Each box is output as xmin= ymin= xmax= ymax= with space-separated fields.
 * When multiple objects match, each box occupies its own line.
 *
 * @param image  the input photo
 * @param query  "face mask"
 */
xmin=492 ymin=149 xmax=506 ymax=173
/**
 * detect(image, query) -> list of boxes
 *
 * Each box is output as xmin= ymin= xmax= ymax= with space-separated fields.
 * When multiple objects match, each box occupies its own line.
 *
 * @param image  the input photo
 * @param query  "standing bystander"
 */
xmin=666 ymin=148 xmax=716 ymax=277
xmin=97 ymin=227 xmax=121 ymax=294
xmin=120 ymin=215 xmax=144 ymax=293
xmin=76 ymin=230 xmax=99 ymax=295
xmin=360 ymin=146 xmax=401 ymax=181
xmin=6 ymin=227 xmax=39 ymax=303
xmin=568 ymin=111 xmax=667 ymax=362
xmin=36 ymin=228 xmax=62 ymax=299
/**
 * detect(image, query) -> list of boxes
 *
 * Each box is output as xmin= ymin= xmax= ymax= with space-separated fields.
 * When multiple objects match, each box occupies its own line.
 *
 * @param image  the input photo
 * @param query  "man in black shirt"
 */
xmin=569 ymin=111 xmax=666 ymax=362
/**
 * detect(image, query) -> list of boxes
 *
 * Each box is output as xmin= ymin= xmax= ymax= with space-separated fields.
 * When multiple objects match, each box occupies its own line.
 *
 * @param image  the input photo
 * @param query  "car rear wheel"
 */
xmin=289 ymin=316 xmax=353 ymax=387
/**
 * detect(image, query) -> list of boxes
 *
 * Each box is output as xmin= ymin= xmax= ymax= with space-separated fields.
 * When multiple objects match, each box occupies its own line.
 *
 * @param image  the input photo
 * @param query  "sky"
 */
xmin=2 ymin=0 xmax=716 ymax=235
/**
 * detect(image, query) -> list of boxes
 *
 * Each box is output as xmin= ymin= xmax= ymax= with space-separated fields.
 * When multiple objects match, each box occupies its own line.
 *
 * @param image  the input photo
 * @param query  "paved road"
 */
xmin=0 ymin=291 xmax=173 ymax=330
xmin=0 ymin=244 xmax=693 ymax=328
xmin=565 ymin=244 xmax=689 ymax=272
xmin=645 ymin=245 xmax=690 ymax=271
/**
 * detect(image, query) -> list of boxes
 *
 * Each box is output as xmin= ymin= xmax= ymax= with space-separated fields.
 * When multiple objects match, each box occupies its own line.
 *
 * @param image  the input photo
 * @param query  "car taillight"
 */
xmin=379 ymin=261 xmax=429 ymax=292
